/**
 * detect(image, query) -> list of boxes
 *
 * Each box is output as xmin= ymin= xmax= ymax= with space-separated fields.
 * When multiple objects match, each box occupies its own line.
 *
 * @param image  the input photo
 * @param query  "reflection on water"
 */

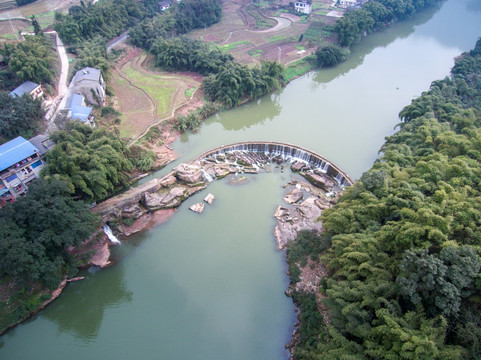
xmin=216 ymin=94 xmax=282 ymax=131
xmin=42 ymin=267 xmax=133 ymax=342
xmin=1 ymin=0 xmax=481 ymax=358
xmin=311 ymin=4 xmax=441 ymax=86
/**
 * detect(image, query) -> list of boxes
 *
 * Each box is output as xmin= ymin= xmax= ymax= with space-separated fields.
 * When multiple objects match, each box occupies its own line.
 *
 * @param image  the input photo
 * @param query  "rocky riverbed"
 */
xmin=93 ymin=150 xmax=343 ymax=247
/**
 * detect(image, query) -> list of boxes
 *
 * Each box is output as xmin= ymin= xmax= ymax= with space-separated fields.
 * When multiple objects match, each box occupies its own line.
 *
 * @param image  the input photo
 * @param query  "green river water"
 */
xmin=1 ymin=0 xmax=481 ymax=358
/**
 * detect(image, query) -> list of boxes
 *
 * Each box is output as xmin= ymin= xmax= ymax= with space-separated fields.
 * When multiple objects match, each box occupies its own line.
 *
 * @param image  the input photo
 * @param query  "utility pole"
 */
xmin=278 ymin=46 xmax=281 ymax=63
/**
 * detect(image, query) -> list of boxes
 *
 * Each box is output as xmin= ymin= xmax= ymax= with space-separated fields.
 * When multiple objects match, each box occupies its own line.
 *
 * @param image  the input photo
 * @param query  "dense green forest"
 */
xmin=0 ymin=92 xmax=45 ymax=141
xmin=41 ymin=122 xmax=134 ymax=203
xmin=0 ymin=179 xmax=99 ymax=288
xmin=0 ymin=35 xmax=56 ymax=86
xmin=54 ymin=0 xmax=145 ymax=45
xmin=335 ymin=0 xmax=445 ymax=46
xmin=289 ymin=38 xmax=481 ymax=359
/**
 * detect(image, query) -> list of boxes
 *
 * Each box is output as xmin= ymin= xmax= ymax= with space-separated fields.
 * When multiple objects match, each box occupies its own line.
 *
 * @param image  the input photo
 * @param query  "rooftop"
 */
xmin=68 ymin=93 xmax=85 ymax=107
xmin=9 ymin=81 xmax=40 ymax=98
xmin=72 ymin=67 xmax=102 ymax=84
xmin=0 ymin=137 xmax=39 ymax=172
xmin=70 ymin=105 xmax=93 ymax=122
xmin=28 ymin=134 xmax=55 ymax=156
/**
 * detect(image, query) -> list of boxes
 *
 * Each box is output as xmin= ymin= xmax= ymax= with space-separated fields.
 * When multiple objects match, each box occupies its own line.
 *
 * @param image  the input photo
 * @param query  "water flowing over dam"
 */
xmin=195 ymin=141 xmax=354 ymax=187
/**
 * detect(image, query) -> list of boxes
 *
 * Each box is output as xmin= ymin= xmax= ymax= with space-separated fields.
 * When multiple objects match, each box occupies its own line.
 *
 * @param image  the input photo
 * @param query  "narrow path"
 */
xmin=42 ymin=31 xmax=69 ymax=133
xmin=127 ymin=85 xmax=201 ymax=147
xmin=114 ymin=64 xmax=159 ymax=123
xmin=114 ymin=59 xmax=202 ymax=148
xmin=253 ymin=16 xmax=291 ymax=33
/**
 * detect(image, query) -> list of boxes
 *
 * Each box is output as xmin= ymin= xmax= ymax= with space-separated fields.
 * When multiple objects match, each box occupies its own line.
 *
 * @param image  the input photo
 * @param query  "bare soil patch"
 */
xmin=110 ymin=46 xmax=202 ymax=141
xmin=190 ymin=3 xmax=314 ymax=66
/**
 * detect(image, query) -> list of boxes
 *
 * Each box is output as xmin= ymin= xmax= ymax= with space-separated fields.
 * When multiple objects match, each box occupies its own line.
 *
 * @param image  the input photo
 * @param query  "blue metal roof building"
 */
xmin=0 ymin=137 xmax=40 ymax=172
xmin=9 ymin=81 xmax=40 ymax=98
xmin=67 ymin=93 xmax=93 ymax=123
xmin=70 ymin=105 xmax=93 ymax=123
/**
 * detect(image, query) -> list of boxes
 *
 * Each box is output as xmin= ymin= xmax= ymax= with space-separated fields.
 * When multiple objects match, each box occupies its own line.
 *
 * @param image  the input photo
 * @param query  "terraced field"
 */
xmin=111 ymin=50 xmax=202 ymax=140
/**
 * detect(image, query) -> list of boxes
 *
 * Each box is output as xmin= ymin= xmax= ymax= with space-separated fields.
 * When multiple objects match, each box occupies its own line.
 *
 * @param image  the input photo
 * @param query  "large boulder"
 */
xmin=142 ymin=186 xmax=187 ymax=210
xmin=189 ymin=203 xmax=205 ymax=214
xmin=122 ymin=204 xmax=144 ymax=219
xmin=291 ymin=161 xmax=308 ymax=172
xmin=212 ymin=163 xmax=232 ymax=178
xmin=284 ymin=188 xmax=303 ymax=204
xmin=298 ymin=196 xmax=323 ymax=220
xmin=159 ymin=174 xmax=177 ymax=187
xmin=301 ymin=172 xmax=335 ymax=191
xmin=174 ymin=163 xmax=204 ymax=184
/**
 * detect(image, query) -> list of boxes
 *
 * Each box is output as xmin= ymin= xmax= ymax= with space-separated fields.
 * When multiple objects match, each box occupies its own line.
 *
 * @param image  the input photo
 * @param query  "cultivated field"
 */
xmin=0 ymin=0 xmax=80 ymax=41
xmin=190 ymin=0 xmax=346 ymax=66
xmin=110 ymin=49 xmax=202 ymax=140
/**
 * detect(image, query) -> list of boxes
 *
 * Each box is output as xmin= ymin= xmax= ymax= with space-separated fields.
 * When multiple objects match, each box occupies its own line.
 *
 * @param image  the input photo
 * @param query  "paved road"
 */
xmin=43 ymin=31 xmax=69 ymax=133
xmin=107 ymin=31 xmax=129 ymax=52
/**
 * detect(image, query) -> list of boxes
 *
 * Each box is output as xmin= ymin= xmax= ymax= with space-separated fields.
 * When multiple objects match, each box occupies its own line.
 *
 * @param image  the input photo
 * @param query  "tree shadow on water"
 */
xmin=42 ymin=267 xmax=133 ymax=342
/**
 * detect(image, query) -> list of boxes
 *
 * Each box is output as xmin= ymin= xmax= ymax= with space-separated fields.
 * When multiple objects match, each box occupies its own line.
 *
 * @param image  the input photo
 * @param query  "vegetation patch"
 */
xmin=219 ymin=40 xmax=250 ymax=52
xmin=284 ymin=56 xmax=316 ymax=82
xmin=246 ymin=5 xmax=276 ymax=29
xmin=248 ymin=49 xmax=263 ymax=57
xmin=185 ymin=87 xmax=196 ymax=98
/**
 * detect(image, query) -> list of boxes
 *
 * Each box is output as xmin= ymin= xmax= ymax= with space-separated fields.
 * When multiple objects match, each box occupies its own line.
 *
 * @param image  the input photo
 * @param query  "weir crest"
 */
xmin=195 ymin=141 xmax=354 ymax=187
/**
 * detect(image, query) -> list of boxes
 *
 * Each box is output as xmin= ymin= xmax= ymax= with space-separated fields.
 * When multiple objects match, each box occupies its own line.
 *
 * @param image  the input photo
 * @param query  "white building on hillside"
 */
xmin=295 ymin=1 xmax=312 ymax=14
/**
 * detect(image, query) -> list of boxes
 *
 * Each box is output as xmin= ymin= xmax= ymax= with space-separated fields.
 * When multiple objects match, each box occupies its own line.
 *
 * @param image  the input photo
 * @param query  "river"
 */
xmin=1 ymin=0 xmax=480 ymax=358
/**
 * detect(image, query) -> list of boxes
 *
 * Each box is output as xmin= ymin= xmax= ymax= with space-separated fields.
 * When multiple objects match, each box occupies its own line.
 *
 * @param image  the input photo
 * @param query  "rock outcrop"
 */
xmin=189 ymin=203 xmax=205 ymax=213
xmin=274 ymin=180 xmax=338 ymax=250
xmin=142 ymin=185 xmax=206 ymax=211
xmin=284 ymin=188 xmax=303 ymax=204
xmin=301 ymin=172 xmax=335 ymax=191
xmin=204 ymin=193 xmax=215 ymax=205
xmin=122 ymin=204 xmax=144 ymax=219
xmin=174 ymin=163 xmax=204 ymax=184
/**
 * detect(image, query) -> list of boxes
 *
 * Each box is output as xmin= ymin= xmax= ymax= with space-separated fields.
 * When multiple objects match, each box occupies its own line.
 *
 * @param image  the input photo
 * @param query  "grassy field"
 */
xmin=284 ymin=56 xmax=316 ymax=82
xmin=111 ymin=52 xmax=201 ymax=139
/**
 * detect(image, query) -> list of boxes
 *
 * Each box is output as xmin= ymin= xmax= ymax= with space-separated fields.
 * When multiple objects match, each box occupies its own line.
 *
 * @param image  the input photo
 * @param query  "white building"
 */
xmin=295 ymin=1 xmax=312 ymax=14
xmin=339 ymin=0 xmax=358 ymax=8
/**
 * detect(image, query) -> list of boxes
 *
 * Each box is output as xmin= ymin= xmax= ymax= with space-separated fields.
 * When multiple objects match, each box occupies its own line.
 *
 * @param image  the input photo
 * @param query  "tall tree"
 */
xmin=8 ymin=35 xmax=56 ymax=84
xmin=42 ymin=122 xmax=133 ymax=202
xmin=0 ymin=179 xmax=99 ymax=287
xmin=0 ymin=92 xmax=45 ymax=141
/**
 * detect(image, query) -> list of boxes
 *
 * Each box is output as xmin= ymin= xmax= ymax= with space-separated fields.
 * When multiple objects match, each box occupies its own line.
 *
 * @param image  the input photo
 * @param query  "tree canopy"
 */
xmin=335 ymin=0 xmax=444 ymax=46
xmin=42 ymin=122 xmax=133 ymax=202
xmin=0 ymin=179 xmax=99 ymax=288
xmin=0 ymin=92 xmax=45 ymax=142
xmin=290 ymin=38 xmax=481 ymax=359
xmin=54 ymin=0 xmax=145 ymax=45
xmin=7 ymin=35 xmax=56 ymax=84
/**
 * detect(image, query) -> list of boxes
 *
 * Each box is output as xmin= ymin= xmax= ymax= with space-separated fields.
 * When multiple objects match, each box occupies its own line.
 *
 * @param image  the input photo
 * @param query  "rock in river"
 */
xmin=142 ymin=185 xmax=205 ymax=211
xmin=174 ymin=163 xmax=204 ymax=184
xmin=283 ymin=188 xmax=303 ymax=204
xmin=204 ymin=193 xmax=215 ymax=205
xmin=189 ymin=203 xmax=205 ymax=214
xmin=301 ymin=172 xmax=334 ymax=191
xmin=121 ymin=204 xmax=144 ymax=219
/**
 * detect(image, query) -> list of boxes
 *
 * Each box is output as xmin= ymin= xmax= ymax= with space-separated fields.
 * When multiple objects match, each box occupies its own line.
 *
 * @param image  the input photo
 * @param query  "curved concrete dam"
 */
xmin=195 ymin=141 xmax=354 ymax=187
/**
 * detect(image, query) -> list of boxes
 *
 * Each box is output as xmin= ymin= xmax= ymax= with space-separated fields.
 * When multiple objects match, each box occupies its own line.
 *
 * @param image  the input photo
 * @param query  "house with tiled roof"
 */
xmin=9 ymin=81 xmax=44 ymax=100
xmin=70 ymin=67 xmax=106 ymax=106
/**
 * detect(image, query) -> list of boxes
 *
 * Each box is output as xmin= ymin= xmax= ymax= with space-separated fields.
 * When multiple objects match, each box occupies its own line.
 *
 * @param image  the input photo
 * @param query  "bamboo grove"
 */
xmin=290 ymin=39 xmax=481 ymax=359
